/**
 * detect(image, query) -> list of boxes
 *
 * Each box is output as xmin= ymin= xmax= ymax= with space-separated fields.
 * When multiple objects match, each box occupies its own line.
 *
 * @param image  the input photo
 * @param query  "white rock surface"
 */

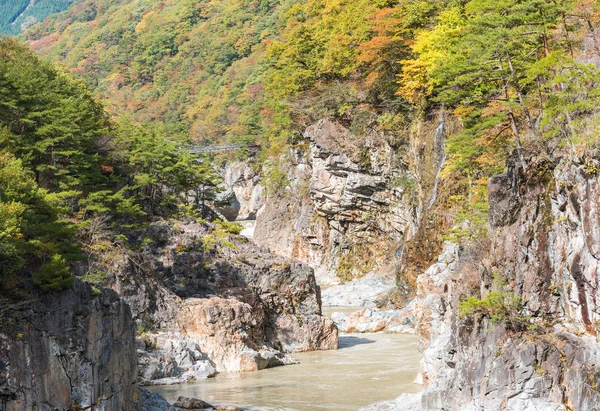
xmin=321 ymin=272 xmax=396 ymax=307
xmin=332 ymin=306 xmax=414 ymax=334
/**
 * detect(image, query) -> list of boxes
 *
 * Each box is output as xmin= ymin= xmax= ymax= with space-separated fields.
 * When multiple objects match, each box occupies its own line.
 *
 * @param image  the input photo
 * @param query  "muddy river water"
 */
xmin=149 ymin=307 xmax=422 ymax=410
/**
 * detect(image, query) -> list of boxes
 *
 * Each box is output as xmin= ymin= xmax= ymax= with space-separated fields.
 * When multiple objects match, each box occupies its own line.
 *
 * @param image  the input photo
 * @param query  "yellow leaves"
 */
xmin=397 ymin=56 xmax=435 ymax=104
xmin=135 ymin=10 xmax=156 ymax=34
xmin=397 ymin=7 xmax=466 ymax=105
xmin=453 ymin=106 xmax=475 ymax=119
xmin=268 ymin=0 xmax=384 ymax=96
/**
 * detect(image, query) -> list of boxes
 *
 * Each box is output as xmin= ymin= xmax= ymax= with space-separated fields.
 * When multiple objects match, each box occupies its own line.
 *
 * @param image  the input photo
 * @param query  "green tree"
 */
xmin=0 ymin=38 xmax=109 ymax=196
xmin=0 ymin=152 xmax=75 ymax=290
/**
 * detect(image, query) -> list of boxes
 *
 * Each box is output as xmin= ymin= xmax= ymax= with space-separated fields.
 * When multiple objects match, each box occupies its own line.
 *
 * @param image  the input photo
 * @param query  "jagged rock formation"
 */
xmin=93 ymin=220 xmax=337 ymax=382
xmin=375 ymin=156 xmax=600 ymax=410
xmin=253 ymin=118 xmax=420 ymax=284
xmin=0 ymin=281 xmax=140 ymax=411
xmin=215 ymin=161 xmax=263 ymax=221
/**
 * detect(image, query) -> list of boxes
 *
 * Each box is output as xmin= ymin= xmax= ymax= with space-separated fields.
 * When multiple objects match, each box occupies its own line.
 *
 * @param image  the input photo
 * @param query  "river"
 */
xmin=149 ymin=307 xmax=422 ymax=410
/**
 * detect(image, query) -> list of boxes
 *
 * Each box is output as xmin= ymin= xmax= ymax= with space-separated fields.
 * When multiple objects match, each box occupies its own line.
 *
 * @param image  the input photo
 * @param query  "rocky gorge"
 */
xmin=0 ymin=218 xmax=338 ymax=410
xmin=7 ymin=115 xmax=600 ymax=410
xmin=250 ymin=118 xmax=424 ymax=286
xmin=4 ymin=1 xmax=600 ymax=407
xmin=363 ymin=155 xmax=600 ymax=410
xmin=215 ymin=115 xmax=600 ymax=410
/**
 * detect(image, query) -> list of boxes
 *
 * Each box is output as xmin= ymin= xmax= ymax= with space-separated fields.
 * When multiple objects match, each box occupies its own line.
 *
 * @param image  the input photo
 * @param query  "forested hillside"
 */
xmin=27 ymin=0 xmax=600 ymax=192
xmin=6 ymin=0 xmax=600 ymax=409
xmin=0 ymin=0 xmax=79 ymax=34
xmin=0 ymin=39 xmax=221 ymax=293
xmin=25 ymin=0 xmax=600 ymax=282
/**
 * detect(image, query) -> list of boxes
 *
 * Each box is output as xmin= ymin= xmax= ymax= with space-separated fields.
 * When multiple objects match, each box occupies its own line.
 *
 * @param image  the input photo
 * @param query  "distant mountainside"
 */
xmin=24 ymin=0 xmax=303 ymax=147
xmin=0 ymin=0 xmax=78 ymax=34
xmin=23 ymin=0 xmax=407 ymax=152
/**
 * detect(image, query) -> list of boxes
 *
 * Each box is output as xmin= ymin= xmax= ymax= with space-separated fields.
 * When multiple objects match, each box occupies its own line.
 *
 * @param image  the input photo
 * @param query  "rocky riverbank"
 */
xmin=102 ymin=219 xmax=337 ymax=382
xmin=366 ymin=155 xmax=600 ymax=410
xmin=332 ymin=306 xmax=414 ymax=334
xmin=1 ymin=218 xmax=337 ymax=409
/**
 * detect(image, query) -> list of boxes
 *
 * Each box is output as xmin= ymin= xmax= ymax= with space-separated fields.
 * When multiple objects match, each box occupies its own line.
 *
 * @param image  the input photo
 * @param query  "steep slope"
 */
xmin=0 ymin=0 xmax=79 ymax=35
xmin=25 ymin=0 xmax=444 ymax=287
xmin=25 ymin=0 xmax=301 ymax=145
xmin=0 ymin=282 xmax=140 ymax=410
xmin=18 ymin=1 xmax=600 ymax=409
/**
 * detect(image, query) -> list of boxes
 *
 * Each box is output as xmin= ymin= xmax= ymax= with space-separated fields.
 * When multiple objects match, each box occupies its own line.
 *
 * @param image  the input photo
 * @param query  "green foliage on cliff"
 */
xmin=0 ymin=38 xmax=222 ymax=291
xmin=26 ymin=0 xmax=600 ymax=178
xmin=459 ymin=290 xmax=532 ymax=332
xmin=0 ymin=152 xmax=76 ymax=290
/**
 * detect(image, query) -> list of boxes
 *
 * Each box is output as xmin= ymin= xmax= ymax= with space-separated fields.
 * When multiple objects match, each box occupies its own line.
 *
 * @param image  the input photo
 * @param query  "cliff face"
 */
xmin=0 ymin=282 xmax=140 ymax=411
xmin=253 ymin=118 xmax=421 ymax=285
xmin=216 ymin=161 xmax=263 ymax=221
xmin=411 ymin=156 xmax=600 ymax=410
xmin=0 ymin=216 xmax=336 ymax=409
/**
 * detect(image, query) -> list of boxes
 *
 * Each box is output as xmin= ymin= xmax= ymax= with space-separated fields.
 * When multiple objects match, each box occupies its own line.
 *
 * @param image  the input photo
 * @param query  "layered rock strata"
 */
xmin=254 ymin=118 xmax=419 ymax=284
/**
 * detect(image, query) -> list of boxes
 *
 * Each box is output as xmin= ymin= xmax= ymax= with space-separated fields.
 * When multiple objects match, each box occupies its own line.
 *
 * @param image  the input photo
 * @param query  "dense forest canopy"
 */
xmin=0 ymin=39 xmax=221 ymax=292
xmin=26 ymin=0 xmax=600 ymax=161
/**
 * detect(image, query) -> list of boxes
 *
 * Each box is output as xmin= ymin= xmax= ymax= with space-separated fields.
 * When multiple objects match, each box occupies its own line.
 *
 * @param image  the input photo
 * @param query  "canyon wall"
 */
xmin=0 ymin=282 xmax=140 ymax=411
xmin=401 ymin=155 xmax=600 ymax=410
xmin=95 ymin=220 xmax=337 ymax=382
xmin=249 ymin=118 xmax=425 ymax=285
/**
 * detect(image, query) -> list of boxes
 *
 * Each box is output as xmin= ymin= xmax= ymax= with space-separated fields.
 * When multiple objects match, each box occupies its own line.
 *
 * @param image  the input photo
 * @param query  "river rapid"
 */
xmin=149 ymin=308 xmax=422 ymax=410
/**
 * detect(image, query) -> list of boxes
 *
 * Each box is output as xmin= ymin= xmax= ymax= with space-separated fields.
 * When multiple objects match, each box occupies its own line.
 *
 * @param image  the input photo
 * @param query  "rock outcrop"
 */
xmin=389 ymin=156 xmax=600 ymax=410
xmin=0 ymin=281 xmax=140 ymax=411
xmin=332 ymin=306 xmax=414 ymax=334
xmin=215 ymin=161 xmax=263 ymax=221
xmin=254 ymin=118 xmax=419 ymax=284
xmin=93 ymin=219 xmax=337 ymax=382
xmin=321 ymin=272 xmax=396 ymax=307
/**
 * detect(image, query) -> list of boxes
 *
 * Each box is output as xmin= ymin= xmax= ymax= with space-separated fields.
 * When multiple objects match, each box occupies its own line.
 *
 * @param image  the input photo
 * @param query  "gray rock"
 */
xmin=215 ymin=160 xmax=263 ymax=221
xmin=0 ymin=281 xmax=140 ymax=410
xmin=488 ymin=153 xmax=523 ymax=227
xmin=91 ymin=219 xmax=337 ymax=379
xmin=137 ymin=332 xmax=216 ymax=385
xmin=332 ymin=307 xmax=414 ymax=334
xmin=405 ymin=156 xmax=600 ymax=410
xmin=360 ymin=393 xmax=422 ymax=411
xmin=253 ymin=118 xmax=420 ymax=285
xmin=173 ymin=396 xmax=214 ymax=409
xmin=141 ymin=388 xmax=176 ymax=411
xmin=321 ymin=272 xmax=396 ymax=307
